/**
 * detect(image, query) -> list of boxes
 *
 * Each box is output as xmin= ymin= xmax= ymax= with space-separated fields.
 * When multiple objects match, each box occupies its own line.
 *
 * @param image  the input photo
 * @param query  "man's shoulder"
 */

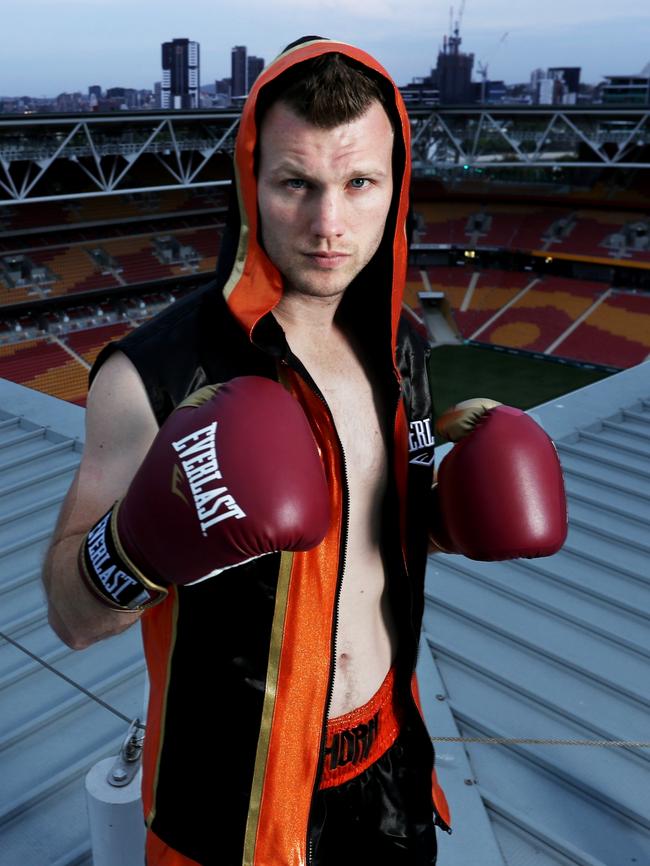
xmin=92 ymin=280 xmax=216 ymax=367
xmin=121 ymin=279 xmax=221 ymax=348
xmin=90 ymin=279 xmax=229 ymax=424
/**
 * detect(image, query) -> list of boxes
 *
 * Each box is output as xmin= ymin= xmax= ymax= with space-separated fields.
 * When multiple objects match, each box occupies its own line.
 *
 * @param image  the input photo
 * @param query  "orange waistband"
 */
xmin=319 ymin=664 xmax=405 ymax=790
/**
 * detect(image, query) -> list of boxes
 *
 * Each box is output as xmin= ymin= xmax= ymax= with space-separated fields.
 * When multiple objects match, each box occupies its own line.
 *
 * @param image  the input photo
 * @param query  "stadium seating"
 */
xmin=415 ymin=203 xmax=565 ymax=251
xmin=415 ymin=203 xmax=478 ymax=245
xmin=474 ymin=207 xmax=523 ymax=247
xmin=0 ymin=280 xmax=41 ymax=306
xmin=63 ymin=321 xmax=134 ymax=367
xmin=71 ymin=196 xmax=142 ymax=224
xmin=549 ymin=210 xmax=629 ymax=257
xmin=3 ymin=160 xmax=648 ymax=409
xmin=414 ymin=202 xmax=650 ymax=261
xmin=0 ymin=227 xmax=222 ymax=300
xmin=176 ymin=226 xmax=220 ymax=259
xmin=434 ymin=270 xmax=531 ymax=337
xmin=417 ymin=269 xmax=648 ymax=365
xmin=554 ymin=291 xmax=650 ymax=367
xmin=0 ymin=201 xmax=69 ymax=234
xmin=41 ymin=246 xmax=120 ymax=296
xmin=475 ymin=277 xmax=603 ymax=351
xmin=424 ymin=266 xmax=473 ymax=312
xmin=0 ymin=338 xmax=88 ymax=404
xmin=510 ymin=209 xmax=567 ymax=251
xmin=0 ymin=188 xmax=227 ymax=235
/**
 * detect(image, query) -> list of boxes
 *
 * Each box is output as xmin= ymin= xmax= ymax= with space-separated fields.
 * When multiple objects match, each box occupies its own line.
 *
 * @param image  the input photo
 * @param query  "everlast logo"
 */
xmin=408 ymin=418 xmax=435 ymax=466
xmin=323 ymin=711 xmax=379 ymax=771
xmin=172 ymin=422 xmax=246 ymax=536
xmin=86 ymin=511 xmax=143 ymax=603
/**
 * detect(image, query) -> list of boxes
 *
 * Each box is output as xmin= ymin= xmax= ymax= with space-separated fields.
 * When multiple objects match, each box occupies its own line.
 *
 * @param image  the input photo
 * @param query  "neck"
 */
xmin=272 ymin=288 xmax=343 ymax=339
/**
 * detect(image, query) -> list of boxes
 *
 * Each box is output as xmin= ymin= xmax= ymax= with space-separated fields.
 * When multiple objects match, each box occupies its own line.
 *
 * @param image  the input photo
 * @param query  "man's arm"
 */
xmin=42 ymin=350 xmax=159 ymax=649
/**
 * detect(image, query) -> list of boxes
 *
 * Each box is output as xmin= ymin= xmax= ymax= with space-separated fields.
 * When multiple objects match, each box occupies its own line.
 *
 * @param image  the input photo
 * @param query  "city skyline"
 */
xmin=2 ymin=0 xmax=650 ymax=97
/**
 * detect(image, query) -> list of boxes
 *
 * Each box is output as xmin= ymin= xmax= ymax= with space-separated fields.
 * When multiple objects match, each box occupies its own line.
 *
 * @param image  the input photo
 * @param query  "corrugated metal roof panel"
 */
xmin=425 ymin=362 xmax=650 ymax=866
xmin=0 ymin=379 xmax=145 ymax=866
xmin=2 ymin=363 xmax=650 ymax=866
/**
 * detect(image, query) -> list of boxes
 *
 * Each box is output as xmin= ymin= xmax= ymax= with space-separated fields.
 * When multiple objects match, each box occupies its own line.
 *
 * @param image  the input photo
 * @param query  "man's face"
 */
xmin=257 ymin=99 xmax=394 ymax=303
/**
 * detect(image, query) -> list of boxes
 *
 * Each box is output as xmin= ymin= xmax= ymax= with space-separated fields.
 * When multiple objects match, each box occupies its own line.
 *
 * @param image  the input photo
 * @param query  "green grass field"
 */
xmin=428 ymin=343 xmax=613 ymax=421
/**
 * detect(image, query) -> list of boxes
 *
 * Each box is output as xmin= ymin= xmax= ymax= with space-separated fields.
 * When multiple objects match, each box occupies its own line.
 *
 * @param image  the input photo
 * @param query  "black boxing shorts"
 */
xmin=309 ymin=665 xmax=438 ymax=865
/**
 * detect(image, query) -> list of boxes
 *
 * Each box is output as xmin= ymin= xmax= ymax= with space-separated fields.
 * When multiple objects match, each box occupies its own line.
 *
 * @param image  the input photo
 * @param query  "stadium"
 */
xmin=1 ymin=106 xmax=648 ymax=409
xmin=0 ymin=95 xmax=649 ymax=864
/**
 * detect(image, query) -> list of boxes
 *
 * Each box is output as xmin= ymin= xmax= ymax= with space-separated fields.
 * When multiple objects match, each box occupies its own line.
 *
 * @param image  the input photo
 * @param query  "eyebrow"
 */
xmin=267 ymin=161 xmax=389 ymax=180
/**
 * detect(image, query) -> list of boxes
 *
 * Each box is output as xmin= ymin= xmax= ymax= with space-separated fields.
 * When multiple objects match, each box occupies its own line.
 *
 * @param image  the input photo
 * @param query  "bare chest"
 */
xmin=309 ymin=351 xmax=388 ymax=494
xmin=286 ymin=329 xmax=397 ymax=714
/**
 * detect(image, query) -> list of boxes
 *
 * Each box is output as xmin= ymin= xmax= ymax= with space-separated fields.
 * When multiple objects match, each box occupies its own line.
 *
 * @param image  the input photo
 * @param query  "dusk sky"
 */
xmin=3 ymin=0 xmax=650 ymax=97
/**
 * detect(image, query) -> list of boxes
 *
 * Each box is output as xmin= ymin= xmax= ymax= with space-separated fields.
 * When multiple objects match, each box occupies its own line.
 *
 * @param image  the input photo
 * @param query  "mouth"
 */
xmin=304 ymin=252 xmax=351 ymax=269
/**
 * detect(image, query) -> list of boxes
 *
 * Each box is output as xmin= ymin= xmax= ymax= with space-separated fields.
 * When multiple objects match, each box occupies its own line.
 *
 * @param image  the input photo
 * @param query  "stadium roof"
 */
xmin=1 ymin=361 xmax=649 ymax=866
xmin=422 ymin=359 xmax=650 ymax=866
xmin=0 ymin=378 xmax=145 ymax=866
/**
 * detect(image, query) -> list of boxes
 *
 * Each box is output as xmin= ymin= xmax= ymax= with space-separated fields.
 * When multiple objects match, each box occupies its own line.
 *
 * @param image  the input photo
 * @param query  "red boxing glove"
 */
xmin=429 ymin=399 xmax=567 ymax=560
xmin=80 ymin=376 xmax=330 ymax=610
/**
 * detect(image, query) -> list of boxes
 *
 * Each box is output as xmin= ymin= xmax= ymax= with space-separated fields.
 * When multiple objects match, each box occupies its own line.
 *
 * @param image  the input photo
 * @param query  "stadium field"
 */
xmin=428 ymin=343 xmax=614 ymax=422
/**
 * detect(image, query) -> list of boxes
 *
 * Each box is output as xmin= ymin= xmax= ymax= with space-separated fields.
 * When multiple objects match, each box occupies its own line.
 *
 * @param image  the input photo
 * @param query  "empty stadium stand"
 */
xmin=416 ymin=202 xmax=479 ymax=246
xmin=553 ymin=291 xmax=650 ymax=367
xmin=1 ymin=149 xmax=647 ymax=409
xmin=0 ymin=225 xmax=221 ymax=304
xmin=421 ymin=266 xmax=474 ymax=313
xmin=548 ymin=211 xmax=626 ymax=257
xmin=474 ymin=277 xmax=603 ymax=351
xmin=0 ymin=338 xmax=88 ymax=405
xmin=0 ymin=188 xmax=227 ymax=236
xmin=63 ymin=322 xmax=134 ymax=367
xmin=414 ymin=203 xmax=650 ymax=261
xmin=427 ymin=269 xmax=532 ymax=337
xmin=408 ymin=268 xmax=648 ymax=368
xmin=514 ymin=208 xmax=568 ymax=251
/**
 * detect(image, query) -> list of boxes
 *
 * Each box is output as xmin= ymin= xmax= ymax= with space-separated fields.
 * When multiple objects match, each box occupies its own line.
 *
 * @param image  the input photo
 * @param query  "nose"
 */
xmin=310 ymin=189 xmax=344 ymax=240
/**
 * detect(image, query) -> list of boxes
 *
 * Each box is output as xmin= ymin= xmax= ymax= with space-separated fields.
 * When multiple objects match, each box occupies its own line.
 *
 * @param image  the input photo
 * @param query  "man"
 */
xmin=42 ymin=36 xmax=564 ymax=866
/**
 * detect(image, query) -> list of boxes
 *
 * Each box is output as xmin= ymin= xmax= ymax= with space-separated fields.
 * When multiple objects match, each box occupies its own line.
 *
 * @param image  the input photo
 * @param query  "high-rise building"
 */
xmin=106 ymin=87 xmax=139 ymax=109
xmin=211 ymin=78 xmax=230 ymax=108
xmin=161 ymin=38 xmax=200 ymax=109
xmin=548 ymin=67 xmax=580 ymax=105
xmin=434 ymin=26 xmax=474 ymax=103
xmin=88 ymin=85 xmax=102 ymax=112
xmin=232 ymin=46 xmax=247 ymax=98
xmin=230 ymin=47 xmax=265 ymax=98
xmin=535 ymin=67 xmax=581 ymax=105
xmin=602 ymin=63 xmax=650 ymax=106
xmin=247 ymin=55 xmax=265 ymax=90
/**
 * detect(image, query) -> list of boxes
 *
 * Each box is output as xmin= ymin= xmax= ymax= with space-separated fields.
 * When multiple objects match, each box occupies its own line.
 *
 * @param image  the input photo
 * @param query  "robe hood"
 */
xmin=217 ymin=36 xmax=412 ymax=365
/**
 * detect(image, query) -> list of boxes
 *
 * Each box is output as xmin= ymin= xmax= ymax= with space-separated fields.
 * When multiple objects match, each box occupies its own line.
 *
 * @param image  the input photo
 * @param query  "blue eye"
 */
xmin=350 ymin=178 xmax=369 ymax=189
xmin=286 ymin=179 xmax=306 ymax=190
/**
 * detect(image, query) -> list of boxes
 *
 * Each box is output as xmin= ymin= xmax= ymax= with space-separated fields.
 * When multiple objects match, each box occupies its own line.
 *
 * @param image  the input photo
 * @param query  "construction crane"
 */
xmin=458 ymin=0 xmax=466 ymax=31
xmin=449 ymin=0 xmax=466 ymax=39
xmin=445 ymin=1 xmax=467 ymax=55
xmin=478 ymin=31 xmax=509 ymax=102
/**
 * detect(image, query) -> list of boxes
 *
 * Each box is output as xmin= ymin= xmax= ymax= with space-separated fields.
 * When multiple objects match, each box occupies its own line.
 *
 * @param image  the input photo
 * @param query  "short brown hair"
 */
xmin=256 ymin=52 xmax=391 ymax=131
